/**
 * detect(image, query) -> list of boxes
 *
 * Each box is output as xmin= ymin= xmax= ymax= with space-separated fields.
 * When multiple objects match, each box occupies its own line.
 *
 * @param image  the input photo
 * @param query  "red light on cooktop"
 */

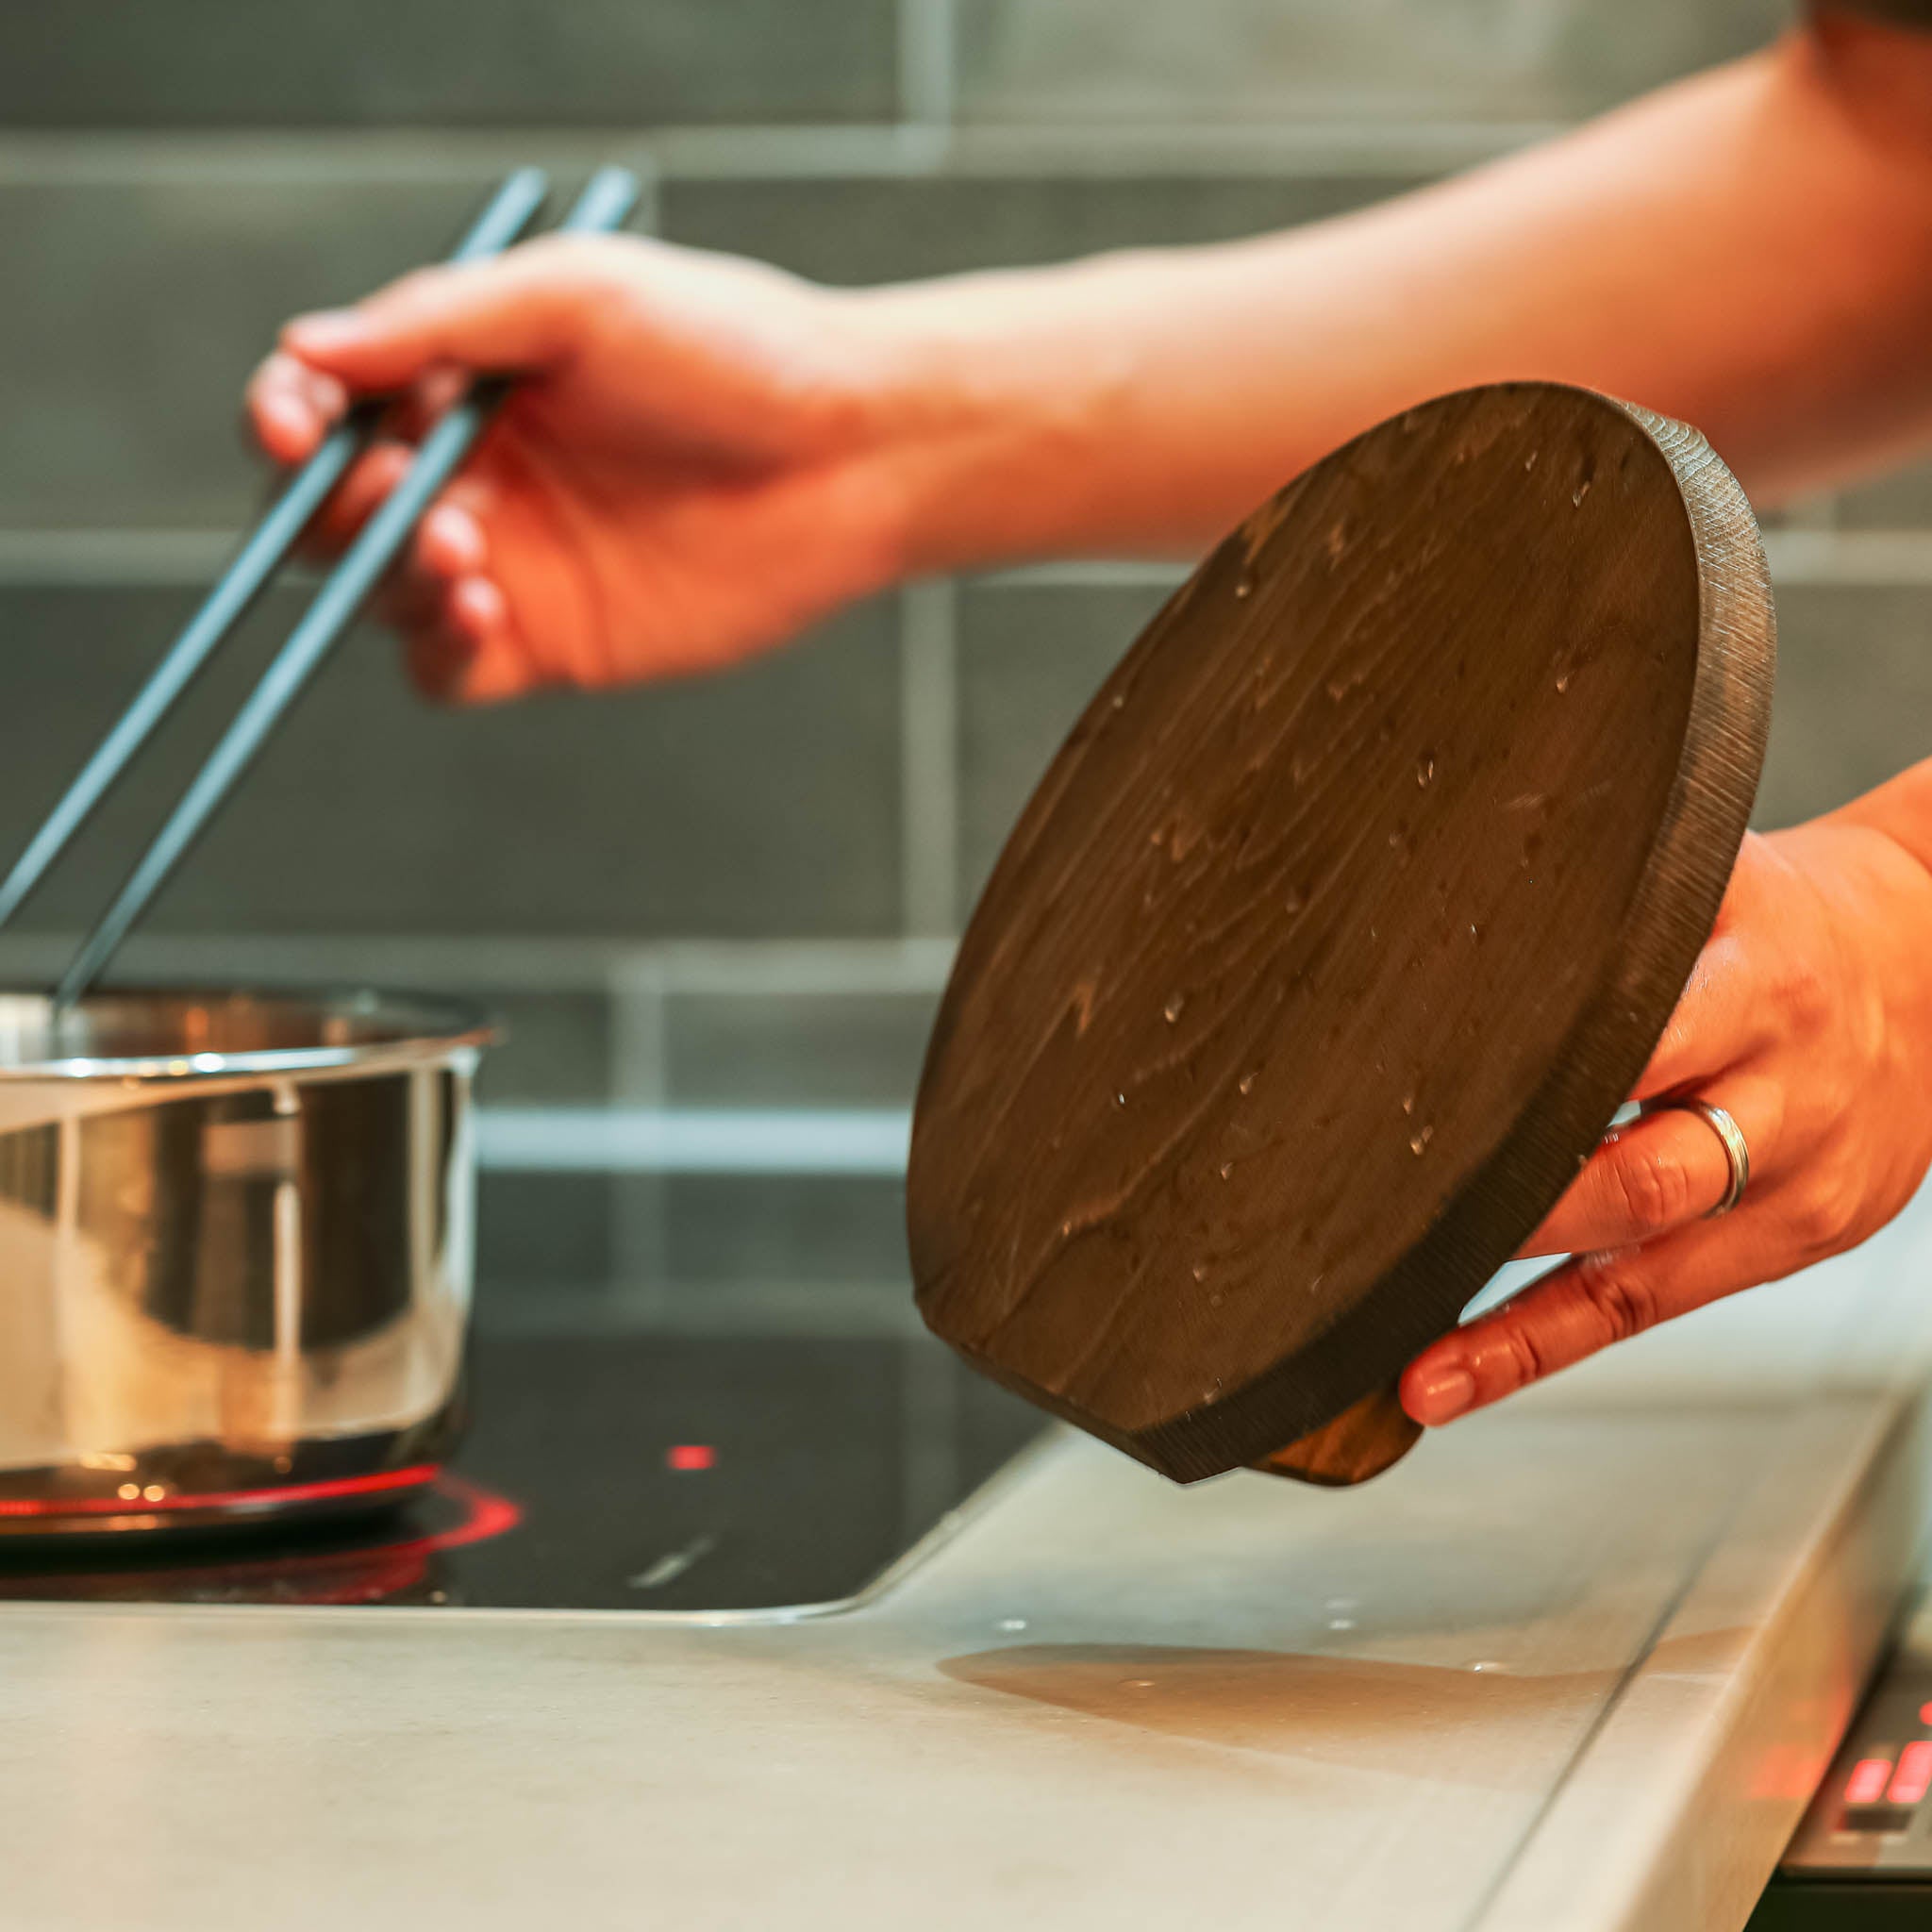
xmin=666 ymin=1444 xmax=716 ymax=1472
xmin=1920 ymin=1700 xmax=1932 ymax=1728
xmin=1847 ymin=1757 xmax=1895 ymax=1806
xmin=1890 ymin=1740 xmax=1932 ymax=1806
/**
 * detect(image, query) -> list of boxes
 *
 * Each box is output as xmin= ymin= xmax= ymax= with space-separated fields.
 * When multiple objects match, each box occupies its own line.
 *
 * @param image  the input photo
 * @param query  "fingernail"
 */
xmin=424 ymin=504 xmax=486 ymax=572
xmin=261 ymin=392 xmax=313 ymax=444
xmin=1411 ymin=1365 xmax=1475 ymax=1425
xmin=451 ymin=575 xmax=506 ymax=639
xmin=284 ymin=308 xmax=367 ymax=354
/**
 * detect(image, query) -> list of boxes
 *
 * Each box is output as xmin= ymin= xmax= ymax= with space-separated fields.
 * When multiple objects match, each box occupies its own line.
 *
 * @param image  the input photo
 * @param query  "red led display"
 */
xmin=1890 ymin=1740 xmax=1932 ymax=1806
xmin=1847 ymin=1757 xmax=1895 ymax=1806
xmin=666 ymin=1444 xmax=716 ymax=1472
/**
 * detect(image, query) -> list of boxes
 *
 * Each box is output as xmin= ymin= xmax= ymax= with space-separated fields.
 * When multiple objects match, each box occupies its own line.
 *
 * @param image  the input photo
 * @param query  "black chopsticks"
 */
xmin=13 ymin=164 xmax=641 ymax=1009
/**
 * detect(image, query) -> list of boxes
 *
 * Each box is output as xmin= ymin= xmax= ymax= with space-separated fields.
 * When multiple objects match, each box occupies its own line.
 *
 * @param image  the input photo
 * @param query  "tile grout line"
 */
xmin=899 ymin=576 xmax=960 ymax=938
xmin=897 ymin=0 xmax=958 ymax=130
xmin=0 ymin=121 xmax=1557 ymax=185
xmin=607 ymin=954 xmax=671 ymax=1304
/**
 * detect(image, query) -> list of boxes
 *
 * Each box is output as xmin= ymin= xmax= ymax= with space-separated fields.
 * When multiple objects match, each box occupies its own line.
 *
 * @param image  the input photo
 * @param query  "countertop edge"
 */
xmin=1476 ymin=1382 xmax=1932 ymax=1932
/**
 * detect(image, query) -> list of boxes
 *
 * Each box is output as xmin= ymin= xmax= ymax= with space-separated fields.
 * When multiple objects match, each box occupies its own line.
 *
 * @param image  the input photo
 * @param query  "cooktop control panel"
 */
xmin=1750 ymin=1635 xmax=1932 ymax=1928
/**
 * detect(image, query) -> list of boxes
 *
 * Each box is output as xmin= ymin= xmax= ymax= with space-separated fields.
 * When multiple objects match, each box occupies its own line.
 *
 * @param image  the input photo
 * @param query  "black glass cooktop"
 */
xmin=0 ymin=1331 xmax=1044 ymax=1612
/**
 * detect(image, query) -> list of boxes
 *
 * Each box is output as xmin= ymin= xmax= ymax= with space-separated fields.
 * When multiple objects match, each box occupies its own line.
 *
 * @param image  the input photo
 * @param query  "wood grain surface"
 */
xmin=908 ymin=383 xmax=1774 ymax=1484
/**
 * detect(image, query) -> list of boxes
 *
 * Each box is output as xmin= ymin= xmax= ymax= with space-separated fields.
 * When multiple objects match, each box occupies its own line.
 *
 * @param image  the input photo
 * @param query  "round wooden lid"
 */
xmin=908 ymin=383 xmax=1774 ymax=1483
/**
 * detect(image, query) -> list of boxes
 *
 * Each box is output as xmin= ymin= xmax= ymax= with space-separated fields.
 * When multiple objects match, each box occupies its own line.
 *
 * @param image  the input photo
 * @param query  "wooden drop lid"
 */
xmin=907 ymin=382 xmax=1775 ymax=1485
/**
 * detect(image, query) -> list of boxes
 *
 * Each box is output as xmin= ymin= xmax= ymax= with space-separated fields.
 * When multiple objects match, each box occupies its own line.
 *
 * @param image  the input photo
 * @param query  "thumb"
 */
xmin=280 ymin=240 xmax=597 ymax=391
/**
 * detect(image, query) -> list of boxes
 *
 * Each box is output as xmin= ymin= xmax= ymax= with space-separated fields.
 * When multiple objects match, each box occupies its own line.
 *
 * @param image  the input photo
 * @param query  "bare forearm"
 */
xmin=865 ymin=19 xmax=1932 ymax=570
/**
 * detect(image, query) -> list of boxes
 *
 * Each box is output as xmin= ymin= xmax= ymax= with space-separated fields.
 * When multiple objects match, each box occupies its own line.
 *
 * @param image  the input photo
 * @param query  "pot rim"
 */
xmin=0 ymin=985 xmax=497 ymax=1082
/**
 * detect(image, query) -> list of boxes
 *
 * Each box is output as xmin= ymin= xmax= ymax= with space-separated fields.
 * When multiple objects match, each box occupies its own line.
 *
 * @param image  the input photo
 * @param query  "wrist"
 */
xmin=841 ymin=267 xmax=1145 ymax=578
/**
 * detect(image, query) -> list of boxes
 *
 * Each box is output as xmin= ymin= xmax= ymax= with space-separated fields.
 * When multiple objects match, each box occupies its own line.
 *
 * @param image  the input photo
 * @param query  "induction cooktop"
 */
xmin=0 ymin=1330 xmax=1045 ymax=1614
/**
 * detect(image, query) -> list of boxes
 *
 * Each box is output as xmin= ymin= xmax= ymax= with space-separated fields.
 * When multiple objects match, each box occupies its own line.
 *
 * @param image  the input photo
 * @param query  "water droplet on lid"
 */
xmin=1110 ymin=691 xmax=1126 ymax=709
xmin=1328 ymin=1617 xmax=1357 ymax=1633
xmin=1524 ymin=451 xmax=1539 ymax=472
xmin=1401 ymin=1092 xmax=1415 ymax=1116
xmin=1469 ymin=923 xmax=1482 ymax=943
xmin=997 ymin=1617 xmax=1028 ymax=1633
xmin=1556 ymin=672 xmax=1571 ymax=693
xmin=1218 ymin=1161 xmax=1236 ymax=1181
xmin=1572 ymin=479 xmax=1592 ymax=508
xmin=1163 ymin=991 xmax=1186 ymax=1024
xmin=1125 ymin=1679 xmax=1156 ymax=1690
xmin=1284 ymin=886 xmax=1307 ymax=915
xmin=1114 ymin=1091 xmax=1127 ymax=1108
xmin=1409 ymin=1124 xmax=1435 ymax=1156
xmin=1467 ymin=1659 xmax=1507 ymax=1674
xmin=1238 ymin=1070 xmax=1257 ymax=1095
xmin=1191 ymin=1260 xmax=1209 ymax=1283
xmin=1416 ymin=755 xmax=1436 ymax=788
xmin=1234 ymin=571 xmax=1256 ymax=600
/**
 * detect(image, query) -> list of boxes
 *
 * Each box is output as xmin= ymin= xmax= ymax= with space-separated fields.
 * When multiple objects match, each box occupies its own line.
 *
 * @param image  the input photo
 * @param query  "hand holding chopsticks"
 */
xmin=6 ymin=165 xmax=641 ymax=1009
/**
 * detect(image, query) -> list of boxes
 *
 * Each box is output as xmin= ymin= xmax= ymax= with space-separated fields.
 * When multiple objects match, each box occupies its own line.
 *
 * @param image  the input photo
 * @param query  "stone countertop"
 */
xmin=6 ymin=1196 xmax=1932 ymax=1932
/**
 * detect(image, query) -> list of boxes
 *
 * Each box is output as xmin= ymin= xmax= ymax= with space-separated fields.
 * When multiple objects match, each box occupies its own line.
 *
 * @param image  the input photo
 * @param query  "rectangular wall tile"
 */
xmin=955 ymin=0 xmax=1784 ymax=125
xmin=469 ymin=991 xmax=612 ymax=1104
xmin=0 ymin=2 xmax=898 ymax=127
xmin=0 ymin=585 xmax=902 ymax=938
xmin=663 ymin=1173 xmax=910 ymax=1285
xmin=661 ymin=172 xmax=1432 ymax=284
xmin=956 ymin=579 xmax=1169 ymax=917
xmin=1836 ymin=460 xmax=1932 ymax=531
xmin=1757 ymin=584 xmax=1932 ymax=828
xmin=0 ymin=171 xmax=561 ymax=530
xmin=479 ymin=1168 xmax=912 ymax=1294
xmin=664 ymin=989 xmax=939 ymax=1106
xmin=477 ymin=1172 xmax=615 ymax=1288
xmin=3 ymin=170 xmax=1428 ymax=534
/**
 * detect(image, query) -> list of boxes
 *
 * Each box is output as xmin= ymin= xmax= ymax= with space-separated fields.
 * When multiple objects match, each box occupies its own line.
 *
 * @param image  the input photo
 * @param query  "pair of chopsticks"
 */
xmin=3 ymin=164 xmax=640 ymax=1011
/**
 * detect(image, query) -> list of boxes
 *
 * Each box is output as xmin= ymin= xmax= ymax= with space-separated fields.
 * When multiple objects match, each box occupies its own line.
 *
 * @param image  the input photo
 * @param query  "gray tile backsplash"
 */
xmin=663 ymin=990 xmax=938 ymax=1106
xmin=956 ymin=579 xmax=1172 ymax=916
xmin=956 ymin=0 xmax=1784 ymax=124
xmin=661 ymin=173 xmax=1429 ymax=284
xmin=1835 ymin=460 xmax=1932 ymax=531
xmin=0 ymin=585 xmax=901 ymax=937
xmin=0 ymin=1 xmax=899 ymax=128
xmin=6 ymin=0 xmax=1929 ymax=1264
xmin=470 ymin=991 xmax=613 ymax=1103
xmin=1757 ymin=585 xmax=1932 ymax=829
xmin=477 ymin=1172 xmax=615 ymax=1287
xmin=663 ymin=1173 xmax=910 ymax=1286
xmin=478 ymin=1169 xmax=907 ymax=1293
xmin=0 ymin=172 xmax=585 ymax=531
xmin=1 ymin=171 xmax=1426 ymax=533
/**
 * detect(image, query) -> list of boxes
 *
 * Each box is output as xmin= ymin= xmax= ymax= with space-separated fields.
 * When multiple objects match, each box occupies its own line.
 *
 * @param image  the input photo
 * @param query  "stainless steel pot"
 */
xmin=0 ymin=989 xmax=491 ymax=1534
